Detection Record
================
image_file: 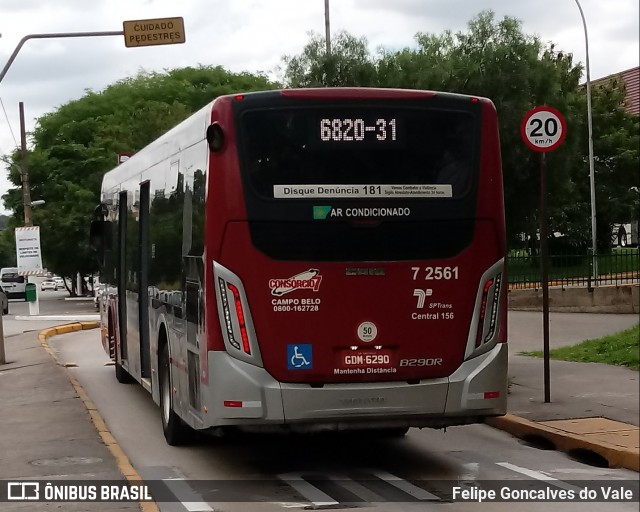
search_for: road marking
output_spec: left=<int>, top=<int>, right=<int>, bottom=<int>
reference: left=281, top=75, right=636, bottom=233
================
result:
left=497, top=462, right=582, bottom=492
left=369, top=469, right=440, bottom=501
left=162, top=478, right=213, bottom=512
left=459, top=462, right=480, bottom=483
left=325, top=473, right=380, bottom=503
left=278, top=473, right=339, bottom=508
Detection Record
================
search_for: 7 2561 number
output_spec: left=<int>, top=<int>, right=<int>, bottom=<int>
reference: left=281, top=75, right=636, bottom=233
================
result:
left=411, top=266, right=459, bottom=280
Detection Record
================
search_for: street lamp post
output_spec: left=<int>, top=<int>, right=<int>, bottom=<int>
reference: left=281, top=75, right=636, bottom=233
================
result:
left=573, top=0, right=598, bottom=283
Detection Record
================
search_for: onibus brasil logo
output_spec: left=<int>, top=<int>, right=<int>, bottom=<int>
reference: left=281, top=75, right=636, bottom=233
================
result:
left=269, top=269, right=323, bottom=296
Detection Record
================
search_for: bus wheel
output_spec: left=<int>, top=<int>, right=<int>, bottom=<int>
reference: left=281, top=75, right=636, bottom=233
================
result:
left=112, top=329, right=134, bottom=384
left=115, top=358, right=134, bottom=384
left=159, top=343, right=190, bottom=446
left=109, top=320, right=135, bottom=384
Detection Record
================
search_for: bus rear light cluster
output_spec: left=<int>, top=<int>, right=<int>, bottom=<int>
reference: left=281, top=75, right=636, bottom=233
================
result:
left=217, top=278, right=252, bottom=355
left=475, top=273, right=502, bottom=348
left=218, top=277, right=241, bottom=351
left=465, top=259, right=505, bottom=359
left=214, top=262, right=263, bottom=367
left=226, top=282, right=251, bottom=355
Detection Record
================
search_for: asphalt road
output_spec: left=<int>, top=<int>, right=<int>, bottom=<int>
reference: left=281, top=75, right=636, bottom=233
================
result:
left=41, top=304, right=639, bottom=512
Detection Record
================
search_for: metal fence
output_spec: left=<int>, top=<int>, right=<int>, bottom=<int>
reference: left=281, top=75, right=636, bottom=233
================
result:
left=507, top=250, right=640, bottom=289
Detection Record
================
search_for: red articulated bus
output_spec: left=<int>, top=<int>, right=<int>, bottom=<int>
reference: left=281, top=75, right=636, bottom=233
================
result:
left=90, top=88, right=508, bottom=445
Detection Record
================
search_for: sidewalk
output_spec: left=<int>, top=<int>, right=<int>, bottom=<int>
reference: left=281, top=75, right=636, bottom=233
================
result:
left=486, top=349, right=640, bottom=472
left=0, top=324, right=143, bottom=511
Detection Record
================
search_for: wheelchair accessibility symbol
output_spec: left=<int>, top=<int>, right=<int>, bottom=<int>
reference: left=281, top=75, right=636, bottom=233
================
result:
left=287, top=344, right=312, bottom=370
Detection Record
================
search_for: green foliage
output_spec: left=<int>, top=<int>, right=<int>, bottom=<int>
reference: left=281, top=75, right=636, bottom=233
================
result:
left=1, top=66, right=278, bottom=287
left=282, top=31, right=378, bottom=87
left=282, top=11, right=639, bottom=252
left=524, top=325, right=640, bottom=371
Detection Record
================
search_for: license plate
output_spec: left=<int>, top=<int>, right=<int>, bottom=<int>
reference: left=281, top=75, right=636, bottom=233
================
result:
left=338, top=349, right=394, bottom=369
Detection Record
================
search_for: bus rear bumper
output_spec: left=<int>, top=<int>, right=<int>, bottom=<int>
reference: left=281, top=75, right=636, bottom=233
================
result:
left=203, top=343, right=507, bottom=431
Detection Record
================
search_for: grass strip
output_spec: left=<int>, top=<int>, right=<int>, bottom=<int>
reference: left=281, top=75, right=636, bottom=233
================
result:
left=523, top=325, right=639, bottom=371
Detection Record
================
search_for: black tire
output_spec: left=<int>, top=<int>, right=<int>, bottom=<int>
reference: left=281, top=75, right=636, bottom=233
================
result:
left=111, top=321, right=134, bottom=384
left=3, top=306, right=7, bottom=315
left=115, top=357, right=135, bottom=384
left=159, top=343, right=190, bottom=445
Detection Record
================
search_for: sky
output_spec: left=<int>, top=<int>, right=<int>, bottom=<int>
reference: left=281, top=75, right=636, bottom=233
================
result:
left=0, top=0, right=638, bottom=213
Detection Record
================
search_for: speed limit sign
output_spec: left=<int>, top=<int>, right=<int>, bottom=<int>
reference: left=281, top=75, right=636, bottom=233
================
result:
left=520, top=106, right=567, bottom=152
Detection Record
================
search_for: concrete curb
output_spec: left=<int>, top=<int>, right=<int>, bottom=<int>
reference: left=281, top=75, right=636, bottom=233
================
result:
left=39, top=322, right=159, bottom=512
left=486, top=414, right=639, bottom=472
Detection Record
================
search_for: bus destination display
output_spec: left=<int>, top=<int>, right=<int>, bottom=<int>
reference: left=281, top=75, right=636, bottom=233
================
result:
left=319, top=118, right=398, bottom=142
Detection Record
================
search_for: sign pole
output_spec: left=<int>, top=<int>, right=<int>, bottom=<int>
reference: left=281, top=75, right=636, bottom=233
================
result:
left=539, top=152, right=551, bottom=403
left=520, top=105, right=567, bottom=405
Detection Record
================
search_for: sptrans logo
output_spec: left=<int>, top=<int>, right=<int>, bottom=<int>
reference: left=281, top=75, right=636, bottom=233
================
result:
left=269, top=269, right=323, bottom=296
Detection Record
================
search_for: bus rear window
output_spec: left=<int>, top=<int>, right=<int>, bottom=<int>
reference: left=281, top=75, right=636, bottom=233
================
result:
left=238, top=106, right=476, bottom=199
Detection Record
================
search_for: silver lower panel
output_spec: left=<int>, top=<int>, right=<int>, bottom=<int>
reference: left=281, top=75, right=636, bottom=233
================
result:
left=197, top=343, right=508, bottom=432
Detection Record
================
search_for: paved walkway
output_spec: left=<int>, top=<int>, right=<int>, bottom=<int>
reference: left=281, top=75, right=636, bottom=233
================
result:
left=489, top=311, right=640, bottom=472
left=0, top=323, right=141, bottom=511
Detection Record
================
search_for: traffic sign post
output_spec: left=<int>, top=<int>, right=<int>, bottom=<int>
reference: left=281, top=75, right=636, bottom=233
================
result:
left=15, top=226, right=45, bottom=316
left=521, top=106, right=567, bottom=405
left=520, top=106, right=567, bottom=153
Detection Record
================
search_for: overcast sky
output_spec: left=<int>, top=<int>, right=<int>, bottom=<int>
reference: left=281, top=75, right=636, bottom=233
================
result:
left=0, top=0, right=638, bottom=213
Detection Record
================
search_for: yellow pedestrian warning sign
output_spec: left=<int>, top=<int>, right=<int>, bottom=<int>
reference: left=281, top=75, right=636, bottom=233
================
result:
left=123, top=17, right=185, bottom=48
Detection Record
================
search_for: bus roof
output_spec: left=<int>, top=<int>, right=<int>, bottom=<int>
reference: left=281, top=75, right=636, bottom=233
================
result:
left=101, top=87, right=493, bottom=193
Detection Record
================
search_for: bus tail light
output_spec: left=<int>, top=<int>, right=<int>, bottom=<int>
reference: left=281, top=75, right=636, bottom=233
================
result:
left=475, top=278, right=494, bottom=348
left=225, top=282, right=251, bottom=355
left=214, top=262, right=263, bottom=366
left=465, top=260, right=505, bottom=359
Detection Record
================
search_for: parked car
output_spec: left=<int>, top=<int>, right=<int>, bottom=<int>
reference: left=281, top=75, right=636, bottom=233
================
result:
left=0, top=267, right=26, bottom=299
left=0, top=289, right=8, bottom=315
left=54, top=277, right=65, bottom=289
left=41, top=279, right=58, bottom=291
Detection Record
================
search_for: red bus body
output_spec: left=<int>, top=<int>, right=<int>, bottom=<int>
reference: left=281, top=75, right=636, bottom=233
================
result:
left=95, top=88, right=507, bottom=442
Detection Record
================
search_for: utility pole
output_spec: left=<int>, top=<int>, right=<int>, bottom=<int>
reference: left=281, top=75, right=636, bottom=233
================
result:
left=19, top=102, right=40, bottom=315
left=20, top=102, right=32, bottom=227
left=324, top=0, right=331, bottom=55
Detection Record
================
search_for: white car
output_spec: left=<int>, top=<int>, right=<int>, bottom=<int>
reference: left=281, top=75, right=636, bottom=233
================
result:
left=54, top=277, right=65, bottom=289
left=41, top=280, right=57, bottom=291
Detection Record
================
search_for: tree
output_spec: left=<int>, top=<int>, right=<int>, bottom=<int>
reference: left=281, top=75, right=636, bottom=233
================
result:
left=282, top=31, right=378, bottom=87
left=1, top=66, right=279, bottom=291
left=281, top=12, right=639, bottom=251
left=568, top=79, right=640, bottom=251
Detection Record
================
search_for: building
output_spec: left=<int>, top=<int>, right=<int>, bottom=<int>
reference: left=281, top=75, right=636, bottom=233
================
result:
left=591, top=66, right=639, bottom=116
left=591, top=66, right=639, bottom=247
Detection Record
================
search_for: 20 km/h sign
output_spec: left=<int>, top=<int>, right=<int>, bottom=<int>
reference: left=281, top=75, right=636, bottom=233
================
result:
left=123, top=17, right=185, bottom=48
left=520, top=106, right=567, bottom=153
